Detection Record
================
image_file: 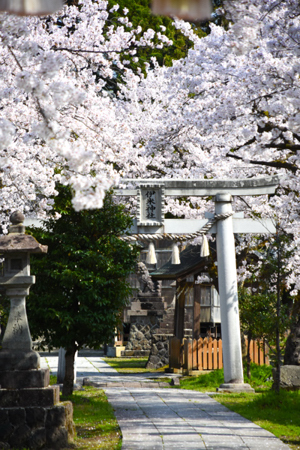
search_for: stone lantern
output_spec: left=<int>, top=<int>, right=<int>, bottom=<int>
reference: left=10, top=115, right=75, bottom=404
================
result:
left=0, top=0, right=63, bottom=16
left=0, top=212, right=74, bottom=449
left=0, top=211, right=47, bottom=374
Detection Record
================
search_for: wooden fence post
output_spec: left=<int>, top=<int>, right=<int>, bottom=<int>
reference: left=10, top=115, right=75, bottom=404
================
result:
left=198, top=338, right=203, bottom=370
left=212, top=339, right=218, bottom=369
left=208, top=338, right=213, bottom=370
left=169, top=337, right=181, bottom=370
left=219, top=339, right=223, bottom=369
left=202, top=338, right=208, bottom=370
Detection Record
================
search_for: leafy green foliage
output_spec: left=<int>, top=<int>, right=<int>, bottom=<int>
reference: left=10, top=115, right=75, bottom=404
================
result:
left=239, top=289, right=274, bottom=340
left=239, top=287, right=291, bottom=359
left=27, top=186, right=138, bottom=352
left=239, top=232, right=294, bottom=386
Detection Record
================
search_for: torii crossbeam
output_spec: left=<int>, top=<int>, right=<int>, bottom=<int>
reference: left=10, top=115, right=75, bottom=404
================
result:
left=116, top=176, right=281, bottom=392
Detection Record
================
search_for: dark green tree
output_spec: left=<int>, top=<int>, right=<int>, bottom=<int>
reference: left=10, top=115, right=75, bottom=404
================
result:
left=27, top=186, right=138, bottom=395
left=239, top=287, right=277, bottom=379
left=239, top=231, right=294, bottom=391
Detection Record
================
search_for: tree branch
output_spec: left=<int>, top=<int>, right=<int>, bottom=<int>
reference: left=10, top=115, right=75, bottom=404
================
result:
left=52, top=45, right=133, bottom=55
left=226, top=152, right=298, bottom=174
left=265, top=143, right=300, bottom=151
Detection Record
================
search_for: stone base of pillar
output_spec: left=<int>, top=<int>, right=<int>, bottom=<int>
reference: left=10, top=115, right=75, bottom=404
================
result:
left=0, top=367, right=75, bottom=448
left=0, top=401, right=75, bottom=449
left=0, top=381, right=75, bottom=449
left=217, top=383, right=255, bottom=393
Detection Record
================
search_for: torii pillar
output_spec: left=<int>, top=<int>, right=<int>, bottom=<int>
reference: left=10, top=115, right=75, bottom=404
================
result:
left=215, top=194, right=250, bottom=391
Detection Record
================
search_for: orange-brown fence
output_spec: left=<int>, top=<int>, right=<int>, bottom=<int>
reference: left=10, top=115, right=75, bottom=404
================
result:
left=169, top=337, right=269, bottom=373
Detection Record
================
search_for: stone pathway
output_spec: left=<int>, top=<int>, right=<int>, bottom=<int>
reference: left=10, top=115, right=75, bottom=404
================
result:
left=106, top=387, right=290, bottom=450
left=40, top=350, right=176, bottom=386
left=40, top=352, right=291, bottom=450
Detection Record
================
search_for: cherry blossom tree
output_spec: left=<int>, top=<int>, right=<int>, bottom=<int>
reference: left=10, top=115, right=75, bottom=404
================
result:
left=117, top=0, right=300, bottom=292
left=2, top=0, right=300, bottom=296
left=0, top=0, right=172, bottom=224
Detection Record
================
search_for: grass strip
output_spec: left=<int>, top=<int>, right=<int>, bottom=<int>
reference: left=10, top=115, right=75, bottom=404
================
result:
left=217, top=390, right=300, bottom=450
left=179, top=363, right=274, bottom=392
left=62, top=387, right=122, bottom=449
left=102, top=356, right=166, bottom=373
left=179, top=364, right=300, bottom=450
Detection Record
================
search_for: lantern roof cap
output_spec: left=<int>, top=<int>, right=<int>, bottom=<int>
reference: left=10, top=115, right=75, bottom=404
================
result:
left=0, top=211, right=48, bottom=254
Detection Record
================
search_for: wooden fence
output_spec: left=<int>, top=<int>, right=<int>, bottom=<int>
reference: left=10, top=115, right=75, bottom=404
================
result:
left=169, top=337, right=269, bottom=373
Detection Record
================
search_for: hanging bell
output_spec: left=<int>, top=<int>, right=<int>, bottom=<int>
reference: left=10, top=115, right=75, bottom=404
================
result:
left=0, top=0, right=63, bottom=16
left=171, top=242, right=181, bottom=265
left=151, top=0, right=212, bottom=21
left=200, top=234, right=210, bottom=257
left=146, top=242, right=157, bottom=264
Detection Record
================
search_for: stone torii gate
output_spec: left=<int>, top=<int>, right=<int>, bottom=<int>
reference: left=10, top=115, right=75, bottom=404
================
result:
left=116, top=176, right=280, bottom=392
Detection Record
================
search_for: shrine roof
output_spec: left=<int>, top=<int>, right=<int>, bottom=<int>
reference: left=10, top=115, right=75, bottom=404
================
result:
left=150, top=242, right=216, bottom=280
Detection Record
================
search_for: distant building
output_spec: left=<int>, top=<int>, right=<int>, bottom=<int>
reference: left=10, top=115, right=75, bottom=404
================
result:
left=123, top=241, right=221, bottom=349
left=150, top=243, right=221, bottom=341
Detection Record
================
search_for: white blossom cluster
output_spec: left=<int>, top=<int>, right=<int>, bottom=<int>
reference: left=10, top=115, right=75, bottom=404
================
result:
left=0, top=0, right=172, bottom=222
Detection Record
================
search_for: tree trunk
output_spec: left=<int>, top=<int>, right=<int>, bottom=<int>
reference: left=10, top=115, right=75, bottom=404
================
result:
left=62, top=343, right=77, bottom=396
left=274, top=323, right=281, bottom=393
left=284, top=317, right=300, bottom=365
left=247, top=333, right=252, bottom=379
left=274, top=235, right=281, bottom=393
